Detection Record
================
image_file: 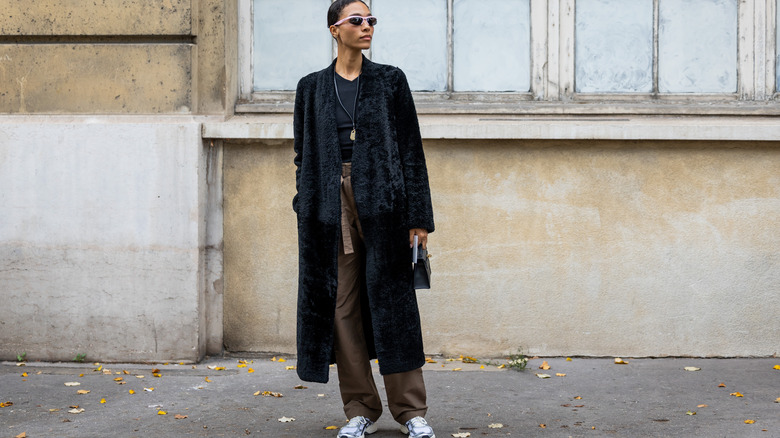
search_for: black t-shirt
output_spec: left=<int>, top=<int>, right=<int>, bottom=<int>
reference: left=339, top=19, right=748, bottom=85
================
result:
left=335, top=73, right=358, bottom=162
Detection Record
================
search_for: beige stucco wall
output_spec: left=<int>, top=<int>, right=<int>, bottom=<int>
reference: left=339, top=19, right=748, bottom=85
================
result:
left=0, top=0, right=227, bottom=114
left=223, top=139, right=780, bottom=357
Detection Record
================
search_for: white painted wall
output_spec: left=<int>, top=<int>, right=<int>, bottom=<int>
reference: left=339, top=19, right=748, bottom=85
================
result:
left=0, top=118, right=213, bottom=362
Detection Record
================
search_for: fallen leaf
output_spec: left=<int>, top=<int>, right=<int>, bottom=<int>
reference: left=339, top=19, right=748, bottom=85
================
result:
left=136, top=375, right=145, bottom=379
left=114, top=377, right=124, bottom=382
left=144, top=387, right=155, bottom=392
left=539, top=424, right=547, bottom=428
left=536, top=373, right=551, bottom=379
left=69, top=408, right=85, bottom=414
left=539, top=361, right=551, bottom=370
left=697, top=404, right=708, bottom=408
left=152, top=368, right=160, bottom=373
left=488, top=423, right=503, bottom=428
left=614, top=358, right=629, bottom=365
left=237, top=364, right=247, bottom=368
left=102, top=370, right=112, bottom=375
left=278, top=358, right=287, bottom=362
left=94, top=364, right=102, bottom=371
left=278, top=417, right=295, bottom=423
left=497, top=364, right=506, bottom=369
left=129, top=390, right=135, bottom=395
left=451, top=433, right=471, bottom=437
left=261, top=391, right=283, bottom=397
left=0, top=402, right=13, bottom=408
left=574, top=405, right=585, bottom=408
left=21, top=372, right=27, bottom=377
left=744, top=419, right=755, bottom=424
left=324, top=426, right=339, bottom=430
left=175, top=414, right=188, bottom=420
left=556, top=373, right=567, bottom=377
left=425, top=357, right=437, bottom=363
left=100, top=398, right=106, bottom=404
left=684, top=367, right=701, bottom=371
left=574, top=396, right=582, bottom=400
left=15, top=433, right=26, bottom=438
left=158, top=410, right=167, bottom=415
left=294, top=385, right=308, bottom=389
left=566, top=357, right=573, bottom=361
left=248, top=368, right=255, bottom=373
left=730, top=392, right=744, bottom=397
left=480, top=365, right=485, bottom=369
left=718, top=383, right=726, bottom=388
left=773, top=365, right=780, bottom=370
left=123, top=370, right=130, bottom=374
left=285, top=366, right=296, bottom=370
left=686, top=411, right=696, bottom=416
left=77, top=390, right=91, bottom=395
left=49, top=408, right=60, bottom=412
left=64, top=382, right=81, bottom=387
left=207, top=366, right=226, bottom=371
left=452, top=368, right=463, bottom=371
left=204, top=377, right=212, bottom=383
left=775, top=398, right=780, bottom=403
left=69, top=405, right=79, bottom=409
left=153, top=373, right=162, bottom=378
left=254, top=391, right=262, bottom=396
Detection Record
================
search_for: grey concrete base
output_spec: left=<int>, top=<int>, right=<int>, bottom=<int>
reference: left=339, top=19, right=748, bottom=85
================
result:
left=1, top=357, right=777, bottom=437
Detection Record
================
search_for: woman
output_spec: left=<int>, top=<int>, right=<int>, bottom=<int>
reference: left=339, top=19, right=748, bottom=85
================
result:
left=292, top=1, right=435, bottom=437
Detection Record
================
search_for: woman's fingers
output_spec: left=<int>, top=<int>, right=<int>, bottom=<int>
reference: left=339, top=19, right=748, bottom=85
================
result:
left=410, top=228, right=428, bottom=250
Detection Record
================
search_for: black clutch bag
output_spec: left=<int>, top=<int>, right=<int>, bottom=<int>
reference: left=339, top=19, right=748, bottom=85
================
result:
left=412, top=236, right=431, bottom=290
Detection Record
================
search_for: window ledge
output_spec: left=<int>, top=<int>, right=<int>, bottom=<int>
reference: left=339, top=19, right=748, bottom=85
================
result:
left=203, top=114, right=780, bottom=142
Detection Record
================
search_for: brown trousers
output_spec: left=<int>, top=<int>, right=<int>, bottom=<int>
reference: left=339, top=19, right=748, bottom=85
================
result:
left=335, top=163, right=427, bottom=424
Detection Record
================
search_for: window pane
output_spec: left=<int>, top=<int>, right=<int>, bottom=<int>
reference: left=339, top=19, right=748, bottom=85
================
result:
left=253, top=0, right=332, bottom=91
left=371, top=0, right=448, bottom=91
left=575, top=0, right=653, bottom=93
left=777, top=0, right=780, bottom=90
left=658, top=0, right=737, bottom=93
left=453, top=0, right=530, bottom=92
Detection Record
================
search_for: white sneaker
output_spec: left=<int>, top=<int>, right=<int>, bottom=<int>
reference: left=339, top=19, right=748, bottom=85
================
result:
left=400, top=416, right=435, bottom=438
left=338, top=416, right=378, bottom=438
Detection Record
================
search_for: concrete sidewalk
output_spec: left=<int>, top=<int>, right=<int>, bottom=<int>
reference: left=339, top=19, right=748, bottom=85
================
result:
left=1, top=356, right=778, bottom=437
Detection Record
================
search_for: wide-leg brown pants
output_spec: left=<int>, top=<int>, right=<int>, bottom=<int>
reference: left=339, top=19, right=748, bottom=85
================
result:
left=335, top=162, right=428, bottom=424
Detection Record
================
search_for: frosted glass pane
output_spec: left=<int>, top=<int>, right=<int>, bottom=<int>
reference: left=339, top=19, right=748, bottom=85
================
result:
left=371, top=0, right=448, bottom=91
left=575, top=0, right=653, bottom=93
left=658, top=0, right=737, bottom=93
left=253, top=0, right=332, bottom=91
left=777, top=0, right=780, bottom=89
left=453, top=0, right=530, bottom=92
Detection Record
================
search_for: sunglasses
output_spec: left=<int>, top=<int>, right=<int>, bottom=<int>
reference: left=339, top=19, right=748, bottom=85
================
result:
left=333, top=15, right=378, bottom=27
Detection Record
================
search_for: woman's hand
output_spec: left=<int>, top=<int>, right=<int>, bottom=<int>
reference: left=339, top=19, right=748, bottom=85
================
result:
left=409, top=228, right=428, bottom=250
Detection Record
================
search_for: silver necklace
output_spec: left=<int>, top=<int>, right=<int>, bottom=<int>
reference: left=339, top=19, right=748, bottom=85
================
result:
left=334, top=71, right=359, bottom=141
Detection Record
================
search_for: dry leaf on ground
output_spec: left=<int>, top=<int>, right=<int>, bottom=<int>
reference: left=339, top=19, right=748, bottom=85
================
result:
left=686, top=411, right=696, bottom=416
left=773, top=365, right=780, bottom=370
left=535, top=373, right=551, bottom=379
left=744, top=419, right=755, bottom=424
left=175, top=414, right=188, bottom=420
left=15, top=433, right=26, bottom=438
left=697, top=404, right=708, bottom=408
left=158, top=410, right=167, bottom=415
left=0, top=402, right=13, bottom=408
left=77, top=390, right=90, bottom=395
left=324, top=426, right=339, bottom=430
left=684, top=367, right=701, bottom=371
left=261, top=391, right=283, bottom=397
left=64, top=382, right=81, bottom=387
left=556, top=373, right=567, bottom=377
left=539, top=361, right=551, bottom=370
left=68, top=408, right=85, bottom=414
left=278, top=417, right=295, bottom=423
left=294, top=385, right=308, bottom=389
left=730, top=392, right=744, bottom=397
left=718, top=383, right=726, bottom=387
left=614, top=358, right=629, bottom=365
left=451, top=433, right=471, bottom=437
left=488, top=423, right=503, bottom=428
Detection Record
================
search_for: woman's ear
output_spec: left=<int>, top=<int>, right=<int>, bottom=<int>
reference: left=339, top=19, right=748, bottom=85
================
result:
left=330, top=26, right=339, bottom=41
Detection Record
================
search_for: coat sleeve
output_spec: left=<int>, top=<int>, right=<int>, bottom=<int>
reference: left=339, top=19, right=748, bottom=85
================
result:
left=292, top=78, right=306, bottom=214
left=393, top=68, right=435, bottom=233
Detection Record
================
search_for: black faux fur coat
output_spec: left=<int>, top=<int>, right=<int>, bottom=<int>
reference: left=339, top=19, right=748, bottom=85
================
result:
left=293, top=56, right=435, bottom=383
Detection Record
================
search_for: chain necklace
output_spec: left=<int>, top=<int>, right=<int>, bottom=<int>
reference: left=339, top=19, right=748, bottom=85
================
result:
left=334, top=71, right=359, bottom=141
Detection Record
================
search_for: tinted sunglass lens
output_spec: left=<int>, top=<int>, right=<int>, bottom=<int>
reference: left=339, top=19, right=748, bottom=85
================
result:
left=348, top=17, right=363, bottom=25
left=367, top=17, right=377, bottom=26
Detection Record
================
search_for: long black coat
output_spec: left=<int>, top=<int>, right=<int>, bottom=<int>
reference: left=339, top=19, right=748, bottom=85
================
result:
left=293, top=56, right=435, bottom=383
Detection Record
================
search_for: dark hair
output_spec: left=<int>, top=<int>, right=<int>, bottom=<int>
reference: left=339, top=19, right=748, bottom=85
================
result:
left=327, top=0, right=368, bottom=27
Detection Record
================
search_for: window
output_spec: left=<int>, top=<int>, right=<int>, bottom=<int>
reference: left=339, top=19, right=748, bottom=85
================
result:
left=238, top=0, right=778, bottom=113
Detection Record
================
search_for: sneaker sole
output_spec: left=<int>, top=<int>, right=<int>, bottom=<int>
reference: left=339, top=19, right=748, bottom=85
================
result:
left=399, top=425, right=435, bottom=438
left=338, top=421, right=378, bottom=438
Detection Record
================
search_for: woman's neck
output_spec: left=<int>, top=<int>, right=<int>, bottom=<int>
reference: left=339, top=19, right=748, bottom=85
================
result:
left=335, top=48, right=363, bottom=80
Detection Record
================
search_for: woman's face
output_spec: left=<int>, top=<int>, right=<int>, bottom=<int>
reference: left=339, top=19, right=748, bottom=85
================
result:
left=331, top=1, right=374, bottom=51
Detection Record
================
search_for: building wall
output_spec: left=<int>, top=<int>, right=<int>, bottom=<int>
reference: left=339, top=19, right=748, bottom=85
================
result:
left=222, top=139, right=780, bottom=358
left=0, top=0, right=227, bottom=361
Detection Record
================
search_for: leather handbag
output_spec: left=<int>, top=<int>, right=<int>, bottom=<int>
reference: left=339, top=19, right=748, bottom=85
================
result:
left=412, top=236, right=431, bottom=289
